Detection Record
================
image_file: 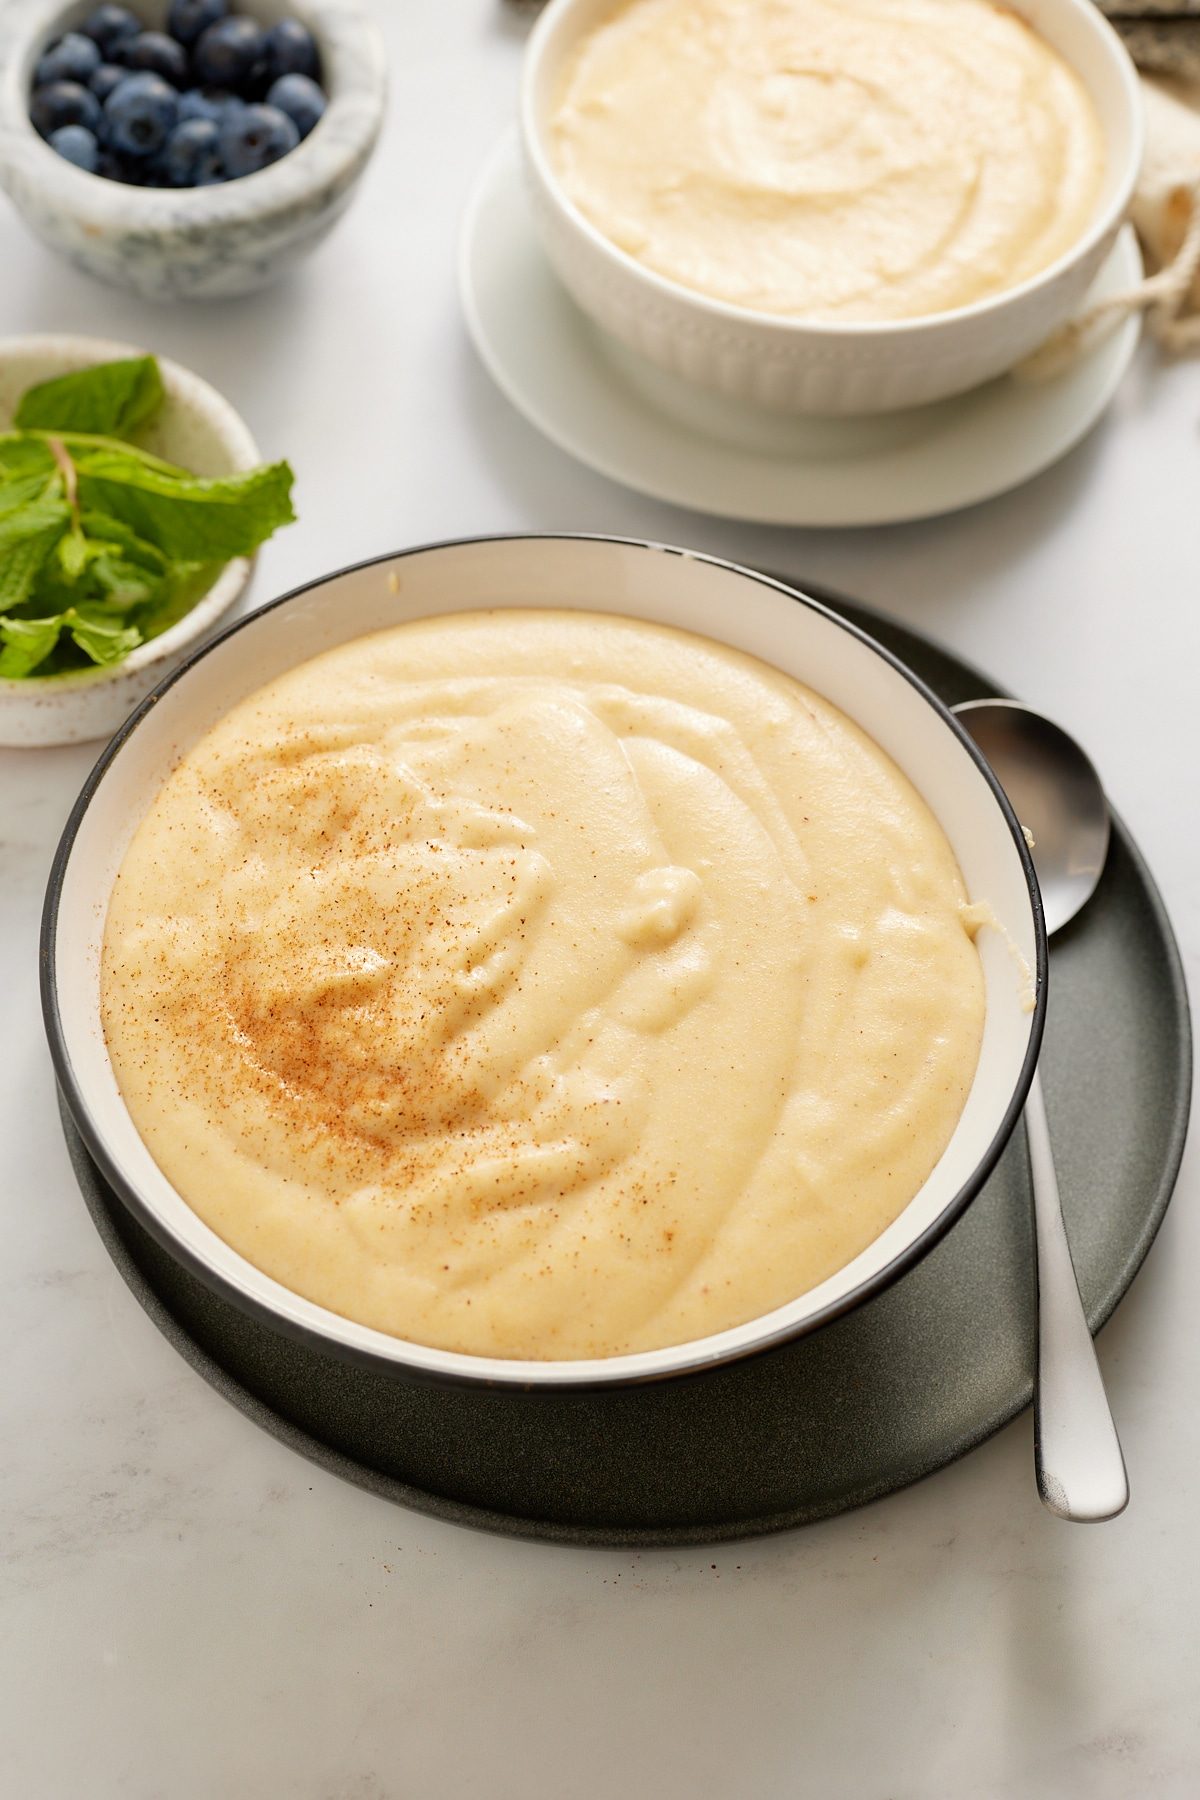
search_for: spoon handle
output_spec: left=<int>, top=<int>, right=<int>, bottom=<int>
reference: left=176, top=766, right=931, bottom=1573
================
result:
left=1026, top=1069, right=1129, bottom=1521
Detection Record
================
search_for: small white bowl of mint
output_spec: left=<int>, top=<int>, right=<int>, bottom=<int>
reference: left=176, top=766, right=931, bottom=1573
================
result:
left=0, top=335, right=293, bottom=746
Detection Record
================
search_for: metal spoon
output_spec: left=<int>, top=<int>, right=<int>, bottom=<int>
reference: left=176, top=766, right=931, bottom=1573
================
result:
left=954, top=699, right=1129, bottom=1523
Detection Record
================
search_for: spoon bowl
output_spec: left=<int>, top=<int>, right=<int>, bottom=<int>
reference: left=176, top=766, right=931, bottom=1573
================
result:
left=955, top=697, right=1128, bottom=1523
left=955, top=700, right=1110, bottom=933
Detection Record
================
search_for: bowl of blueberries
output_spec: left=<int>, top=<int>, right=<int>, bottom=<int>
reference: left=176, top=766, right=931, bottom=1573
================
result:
left=0, top=0, right=386, bottom=298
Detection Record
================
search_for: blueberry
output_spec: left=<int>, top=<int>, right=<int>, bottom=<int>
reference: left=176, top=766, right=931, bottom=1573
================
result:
left=35, top=33, right=102, bottom=88
left=79, top=7, right=140, bottom=59
left=265, top=73, right=324, bottom=140
left=104, top=73, right=179, bottom=159
left=123, top=31, right=190, bottom=87
left=30, top=81, right=102, bottom=140
left=89, top=63, right=127, bottom=104
left=192, top=17, right=264, bottom=94
left=219, top=101, right=298, bottom=176
left=167, top=0, right=228, bottom=47
left=177, top=87, right=236, bottom=125
left=261, top=19, right=319, bottom=83
left=48, top=123, right=100, bottom=172
left=161, top=116, right=225, bottom=185
left=103, top=151, right=150, bottom=184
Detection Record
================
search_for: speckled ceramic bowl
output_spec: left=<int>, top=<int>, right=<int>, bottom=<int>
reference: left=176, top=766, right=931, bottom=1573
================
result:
left=0, top=0, right=386, bottom=300
left=0, top=334, right=260, bottom=748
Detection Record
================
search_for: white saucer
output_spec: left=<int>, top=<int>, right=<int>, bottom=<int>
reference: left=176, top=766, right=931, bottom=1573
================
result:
left=459, top=132, right=1143, bottom=529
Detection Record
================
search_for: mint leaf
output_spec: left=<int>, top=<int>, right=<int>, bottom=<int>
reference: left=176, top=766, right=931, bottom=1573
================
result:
left=91, top=555, right=162, bottom=610
left=26, top=542, right=165, bottom=620
left=134, top=562, right=220, bottom=641
left=0, top=499, right=70, bottom=612
left=0, top=438, right=56, bottom=480
left=0, top=372, right=296, bottom=680
left=56, top=529, right=88, bottom=581
left=0, top=535, right=59, bottom=615
left=74, top=451, right=295, bottom=564
left=0, top=496, right=69, bottom=549
left=65, top=605, right=143, bottom=668
left=0, top=615, right=64, bottom=679
left=0, top=440, right=57, bottom=516
left=78, top=509, right=170, bottom=572
left=15, top=357, right=165, bottom=440
left=0, top=472, right=57, bottom=518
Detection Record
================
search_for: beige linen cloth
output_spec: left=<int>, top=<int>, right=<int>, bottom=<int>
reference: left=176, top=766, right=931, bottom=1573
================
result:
left=1056, top=5, right=1200, bottom=361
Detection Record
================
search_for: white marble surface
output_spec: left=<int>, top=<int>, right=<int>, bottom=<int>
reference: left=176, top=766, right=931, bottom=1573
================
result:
left=2, top=4, right=1198, bottom=1795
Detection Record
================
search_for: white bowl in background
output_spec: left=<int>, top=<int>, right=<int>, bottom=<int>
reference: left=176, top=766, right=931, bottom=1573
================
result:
left=0, top=333, right=261, bottom=748
left=521, top=0, right=1143, bottom=415
left=44, top=535, right=1047, bottom=1390
left=0, top=0, right=386, bottom=300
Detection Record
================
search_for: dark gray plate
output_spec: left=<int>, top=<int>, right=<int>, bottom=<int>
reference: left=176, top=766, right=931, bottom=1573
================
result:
left=59, top=586, right=1191, bottom=1547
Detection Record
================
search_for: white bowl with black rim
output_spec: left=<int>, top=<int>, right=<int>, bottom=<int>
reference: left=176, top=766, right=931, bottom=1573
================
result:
left=0, top=0, right=386, bottom=299
left=43, top=535, right=1048, bottom=1390
left=0, top=332, right=260, bottom=749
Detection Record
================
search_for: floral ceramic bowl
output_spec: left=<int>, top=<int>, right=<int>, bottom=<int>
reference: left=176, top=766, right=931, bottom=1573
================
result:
left=0, top=0, right=386, bottom=299
left=0, top=333, right=260, bottom=748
